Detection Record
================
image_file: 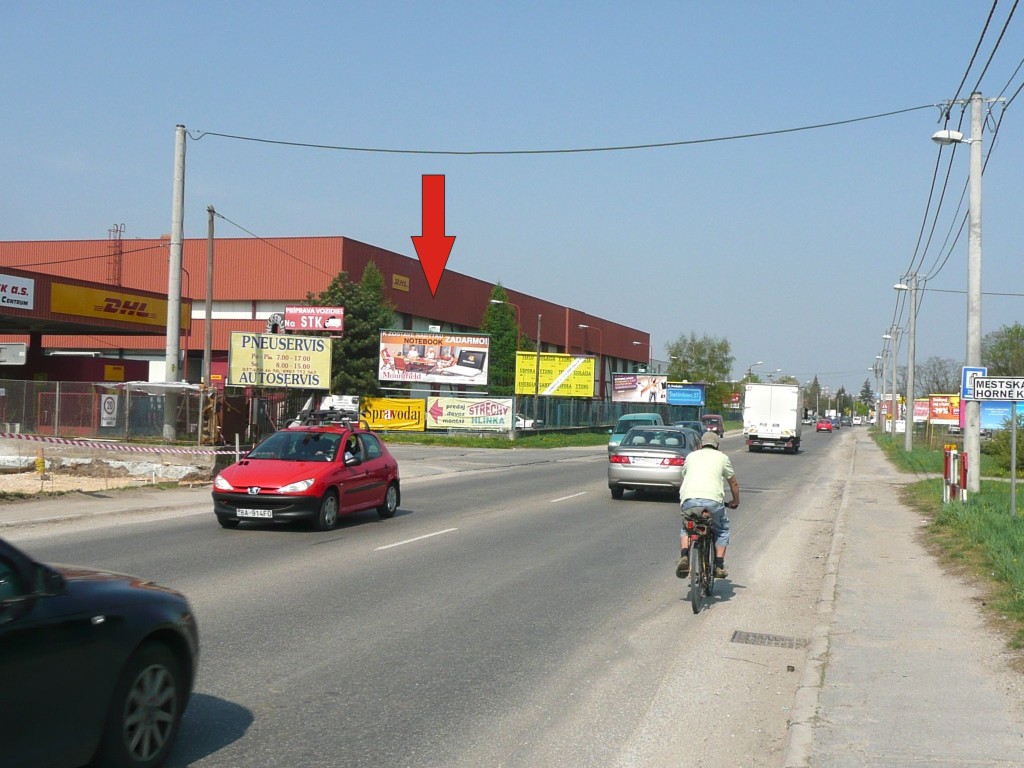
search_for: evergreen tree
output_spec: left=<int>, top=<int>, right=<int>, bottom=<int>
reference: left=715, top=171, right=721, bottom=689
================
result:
left=859, top=379, right=874, bottom=410
left=478, top=285, right=520, bottom=396
left=309, top=263, right=396, bottom=397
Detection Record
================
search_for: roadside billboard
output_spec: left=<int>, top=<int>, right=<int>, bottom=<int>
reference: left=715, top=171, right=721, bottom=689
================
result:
left=515, top=353, right=595, bottom=397
left=981, top=401, right=1015, bottom=431
left=359, top=397, right=425, bottom=431
left=666, top=382, right=706, bottom=407
left=379, top=330, right=489, bottom=386
left=612, top=373, right=667, bottom=403
left=913, top=398, right=930, bottom=423
left=426, top=396, right=513, bottom=431
left=227, top=332, right=332, bottom=389
left=928, top=394, right=960, bottom=425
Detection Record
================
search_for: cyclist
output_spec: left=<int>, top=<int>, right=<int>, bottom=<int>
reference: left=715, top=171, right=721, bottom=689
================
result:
left=676, top=430, right=740, bottom=579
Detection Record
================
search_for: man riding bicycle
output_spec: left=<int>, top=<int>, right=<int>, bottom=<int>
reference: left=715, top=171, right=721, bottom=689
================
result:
left=676, top=430, right=739, bottom=579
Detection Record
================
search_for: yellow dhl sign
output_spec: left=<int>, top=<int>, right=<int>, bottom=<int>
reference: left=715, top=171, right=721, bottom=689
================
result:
left=51, top=283, right=191, bottom=330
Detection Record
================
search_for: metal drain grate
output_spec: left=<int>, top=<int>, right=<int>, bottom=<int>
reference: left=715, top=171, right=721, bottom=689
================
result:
left=730, top=630, right=807, bottom=648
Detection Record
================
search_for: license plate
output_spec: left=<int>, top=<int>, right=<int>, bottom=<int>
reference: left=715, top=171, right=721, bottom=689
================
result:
left=631, top=457, right=663, bottom=466
left=236, top=508, right=273, bottom=519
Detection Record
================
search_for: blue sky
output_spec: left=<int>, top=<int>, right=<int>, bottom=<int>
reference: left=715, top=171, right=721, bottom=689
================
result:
left=3, top=2, right=1022, bottom=395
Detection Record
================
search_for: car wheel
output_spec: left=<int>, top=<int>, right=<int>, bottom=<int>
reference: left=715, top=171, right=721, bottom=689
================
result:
left=217, top=516, right=240, bottom=529
left=94, top=642, right=185, bottom=768
left=313, top=491, right=339, bottom=531
left=610, top=487, right=624, bottom=499
left=377, top=482, right=399, bottom=519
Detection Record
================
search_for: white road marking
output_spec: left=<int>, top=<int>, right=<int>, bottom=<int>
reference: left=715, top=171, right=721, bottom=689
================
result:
left=375, top=528, right=458, bottom=551
left=551, top=491, right=587, bottom=503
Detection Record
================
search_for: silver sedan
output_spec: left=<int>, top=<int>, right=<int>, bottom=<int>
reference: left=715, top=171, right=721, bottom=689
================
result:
left=608, top=426, right=702, bottom=499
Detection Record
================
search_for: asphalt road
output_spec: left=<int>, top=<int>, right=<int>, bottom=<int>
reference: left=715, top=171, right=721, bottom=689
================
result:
left=8, top=429, right=853, bottom=767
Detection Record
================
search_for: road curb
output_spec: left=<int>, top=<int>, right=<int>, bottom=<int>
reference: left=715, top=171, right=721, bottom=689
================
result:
left=782, top=436, right=855, bottom=767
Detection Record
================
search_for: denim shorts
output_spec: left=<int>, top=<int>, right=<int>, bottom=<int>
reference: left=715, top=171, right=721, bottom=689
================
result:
left=681, top=498, right=731, bottom=548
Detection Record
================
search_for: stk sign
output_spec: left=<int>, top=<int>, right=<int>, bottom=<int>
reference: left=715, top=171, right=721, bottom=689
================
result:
left=284, top=305, right=344, bottom=333
left=972, top=377, right=1024, bottom=401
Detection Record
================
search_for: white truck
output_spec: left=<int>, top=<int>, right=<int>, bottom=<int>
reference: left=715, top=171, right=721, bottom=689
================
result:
left=743, top=383, right=803, bottom=454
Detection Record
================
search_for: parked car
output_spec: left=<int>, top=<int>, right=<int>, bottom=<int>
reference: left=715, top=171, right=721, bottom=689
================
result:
left=608, top=425, right=702, bottom=499
left=0, top=537, right=199, bottom=768
left=801, top=415, right=813, bottom=425
left=852, top=416, right=863, bottom=426
left=830, top=417, right=841, bottom=430
left=816, top=418, right=833, bottom=433
left=515, top=413, right=543, bottom=429
left=672, top=419, right=705, bottom=434
left=700, top=413, right=725, bottom=437
left=841, top=416, right=853, bottom=427
left=608, top=412, right=666, bottom=452
left=213, top=421, right=401, bottom=530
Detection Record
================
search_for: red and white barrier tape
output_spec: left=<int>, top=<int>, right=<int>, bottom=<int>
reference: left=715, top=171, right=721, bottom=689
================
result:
left=0, top=432, right=240, bottom=455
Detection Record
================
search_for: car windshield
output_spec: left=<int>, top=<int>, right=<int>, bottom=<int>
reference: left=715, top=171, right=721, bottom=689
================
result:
left=248, top=430, right=342, bottom=461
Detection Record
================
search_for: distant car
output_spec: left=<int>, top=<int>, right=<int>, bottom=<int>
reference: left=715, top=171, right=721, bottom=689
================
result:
left=816, top=418, right=833, bottom=433
left=515, top=414, right=543, bottom=429
left=608, top=412, right=665, bottom=452
left=701, top=413, right=725, bottom=437
left=830, top=417, right=841, bottom=430
left=0, top=537, right=199, bottom=768
left=801, top=416, right=813, bottom=425
left=608, top=425, right=702, bottom=499
left=852, top=416, right=863, bottom=426
left=672, top=419, right=705, bottom=434
left=841, top=416, right=852, bottom=427
left=213, top=422, right=401, bottom=530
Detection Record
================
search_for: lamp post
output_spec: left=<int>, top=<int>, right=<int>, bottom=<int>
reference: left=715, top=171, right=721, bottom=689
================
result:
left=631, top=340, right=651, bottom=372
left=932, top=91, right=989, bottom=492
left=895, top=276, right=918, bottom=450
left=745, top=361, right=763, bottom=380
left=883, top=329, right=901, bottom=435
left=578, top=323, right=604, bottom=398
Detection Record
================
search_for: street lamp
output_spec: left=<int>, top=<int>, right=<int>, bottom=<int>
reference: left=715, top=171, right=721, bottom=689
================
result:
left=745, top=361, right=763, bottom=380
left=895, top=277, right=918, bottom=451
left=883, top=329, right=901, bottom=435
left=931, top=92, right=987, bottom=492
left=578, top=324, right=604, bottom=398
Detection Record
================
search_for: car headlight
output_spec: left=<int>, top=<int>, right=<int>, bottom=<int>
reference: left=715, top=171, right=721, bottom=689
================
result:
left=278, top=478, right=315, bottom=493
left=214, top=475, right=233, bottom=490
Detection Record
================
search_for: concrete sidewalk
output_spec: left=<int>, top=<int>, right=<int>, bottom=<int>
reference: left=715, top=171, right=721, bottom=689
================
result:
left=790, top=430, right=1024, bottom=767
left=0, top=484, right=213, bottom=529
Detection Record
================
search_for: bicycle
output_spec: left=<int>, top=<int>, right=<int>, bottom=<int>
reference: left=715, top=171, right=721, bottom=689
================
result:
left=683, top=507, right=716, bottom=613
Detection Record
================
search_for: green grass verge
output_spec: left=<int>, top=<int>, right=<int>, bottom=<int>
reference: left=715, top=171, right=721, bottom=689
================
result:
left=876, top=431, right=1024, bottom=651
left=379, top=431, right=612, bottom=449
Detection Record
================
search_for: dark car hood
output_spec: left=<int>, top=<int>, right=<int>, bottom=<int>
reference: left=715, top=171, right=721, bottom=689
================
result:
left=53, top=564, right=187, bottom=602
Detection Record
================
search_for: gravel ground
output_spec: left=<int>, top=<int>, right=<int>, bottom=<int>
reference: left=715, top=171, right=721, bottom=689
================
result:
left=0, top=470, right=168, bottom=496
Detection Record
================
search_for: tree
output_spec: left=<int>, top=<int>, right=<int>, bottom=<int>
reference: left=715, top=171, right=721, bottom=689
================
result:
left=309, top=262, right=396, bottom=397
left=915, top=356, right=962, bottom=395
left=858, top=379, right=874, bottom=410
left=665, top=333, right=734, bottom=412
left=478, top=285, right=521, bottom=396
left=983, top=322, right=1024, bottom=375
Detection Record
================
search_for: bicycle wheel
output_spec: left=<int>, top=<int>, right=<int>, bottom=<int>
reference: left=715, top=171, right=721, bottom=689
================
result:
left=704, top=536, right=716, bottom=597
left=689, top=539, right=705, bottom=614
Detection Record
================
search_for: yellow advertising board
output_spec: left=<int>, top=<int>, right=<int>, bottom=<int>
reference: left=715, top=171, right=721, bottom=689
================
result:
left=360, top=397, right=425, bottom=431
left=50, top=282, right=191, bottom=329
left=515, top=353, right=595, bottom=397
left=426, top=396, right=513, bottom=431
left=227, top=332, right=332, bottom=389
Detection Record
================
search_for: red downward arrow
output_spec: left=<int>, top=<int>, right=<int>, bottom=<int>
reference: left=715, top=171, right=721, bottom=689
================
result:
left=411, top=175, right=456, bottom=296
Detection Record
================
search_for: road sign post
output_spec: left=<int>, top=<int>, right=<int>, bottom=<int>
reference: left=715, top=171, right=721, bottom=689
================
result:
left=967, top=376, right=1021, bottom=517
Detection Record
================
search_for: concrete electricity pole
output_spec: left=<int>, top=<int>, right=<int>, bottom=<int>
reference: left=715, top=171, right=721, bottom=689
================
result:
left=165, top=124, right=186, bottom=441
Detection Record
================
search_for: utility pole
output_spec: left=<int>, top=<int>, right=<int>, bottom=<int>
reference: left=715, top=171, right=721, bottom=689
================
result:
left=903, top=274, right=918, bottom=452
left=964, top=92, right=984, bottom=492
left=165, top=124, right=186, bottom=441
left=203, top=206, right=215, bottom=387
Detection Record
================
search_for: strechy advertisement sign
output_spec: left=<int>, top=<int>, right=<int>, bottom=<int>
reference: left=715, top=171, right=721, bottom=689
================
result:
left=227, top=332, right=332, bottom=389
left=360, top=397, right=425, bottom=431
left=379, top=330, right=490, bottom=386
left=426, top=396, right=513, bottom=431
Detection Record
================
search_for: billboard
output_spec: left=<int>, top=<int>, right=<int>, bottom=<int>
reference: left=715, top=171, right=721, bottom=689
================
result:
left=515, top=353, right=595, bottom=397
left=612, top=374, right=667, bottom=403
left=284, top=305, right=344, bottom=333
left=359, top=397, right=425, bottom=431
left=379, top=330, right=490, bottom=386
left=51, top=282, right=191, bottom=330
left=928, top=394, right=960, bottom=425
left=666, top=383, right=706, bottom=406
left=426, top=396, right=514, bottom=431
left=227, top=332, right=332, bottom=389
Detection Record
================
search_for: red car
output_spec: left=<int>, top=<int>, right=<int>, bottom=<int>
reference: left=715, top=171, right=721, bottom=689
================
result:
left=212, top=421, right=401, bottom=530
left=816, top=418, right=833, bottom=433
left=701, top=413, right=725, bottom=437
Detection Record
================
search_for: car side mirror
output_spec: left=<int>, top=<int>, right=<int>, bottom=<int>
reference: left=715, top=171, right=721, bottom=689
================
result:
left=344, top=454, right=362, bottom=467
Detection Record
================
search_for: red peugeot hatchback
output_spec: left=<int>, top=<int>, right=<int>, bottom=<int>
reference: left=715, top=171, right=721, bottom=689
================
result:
left=212, top=420, right=401, bottom=531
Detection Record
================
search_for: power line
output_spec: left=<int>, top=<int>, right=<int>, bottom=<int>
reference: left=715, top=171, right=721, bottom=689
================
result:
left=11, top=242, right=168, bottom=268
left=212, top=211, right=336, bottom=278
left=189, top=105, right=937, bottom=156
